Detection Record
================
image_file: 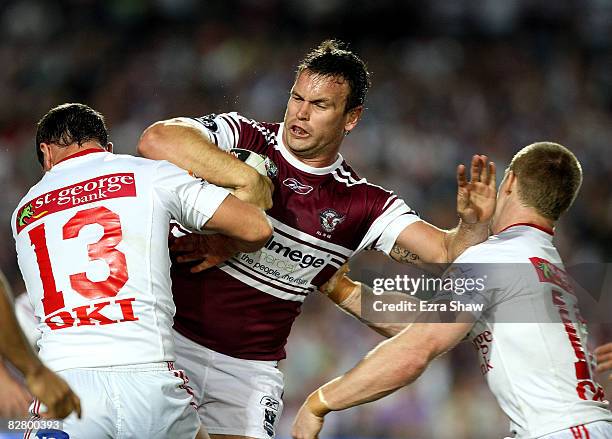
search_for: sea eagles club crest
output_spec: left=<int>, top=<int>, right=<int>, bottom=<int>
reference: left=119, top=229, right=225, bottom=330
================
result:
left=319, top=208, right=345, bottom=233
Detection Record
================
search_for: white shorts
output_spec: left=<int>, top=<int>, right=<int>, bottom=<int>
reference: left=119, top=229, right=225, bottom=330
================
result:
left=534, top=421, right=612, bottom=438
left=173, top=329, right=284, bottom=438
left=25, top=362, right=200, bottom=439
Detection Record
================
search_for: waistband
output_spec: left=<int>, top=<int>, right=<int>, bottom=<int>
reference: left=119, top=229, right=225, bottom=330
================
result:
left=65, top=361, right=177, bottom=372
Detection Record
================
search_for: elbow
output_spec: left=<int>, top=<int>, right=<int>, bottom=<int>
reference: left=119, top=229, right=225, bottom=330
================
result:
left=240, top=216, right=273, bottom=252
left=137, top=119, right=178, bottom=160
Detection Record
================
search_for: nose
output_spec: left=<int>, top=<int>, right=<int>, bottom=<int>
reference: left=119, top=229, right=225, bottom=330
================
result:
left=296, top=101, right=310, bottom=121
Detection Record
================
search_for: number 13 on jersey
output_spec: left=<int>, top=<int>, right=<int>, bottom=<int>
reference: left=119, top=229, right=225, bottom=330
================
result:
left=28, top=206, right=138, bottom=330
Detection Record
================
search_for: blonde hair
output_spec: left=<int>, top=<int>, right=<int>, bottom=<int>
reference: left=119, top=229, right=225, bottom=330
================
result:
left=508, top=142, right=583, bottom=220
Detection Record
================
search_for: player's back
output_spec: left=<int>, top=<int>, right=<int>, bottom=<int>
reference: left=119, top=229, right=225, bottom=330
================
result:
left=457, top=225, right=612, bottom=437
left=12, top=149, right=198, bottom=371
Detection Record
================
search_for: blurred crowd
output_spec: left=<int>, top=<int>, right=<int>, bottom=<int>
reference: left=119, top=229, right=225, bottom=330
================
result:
left=0, top=1, right=611, bottom=438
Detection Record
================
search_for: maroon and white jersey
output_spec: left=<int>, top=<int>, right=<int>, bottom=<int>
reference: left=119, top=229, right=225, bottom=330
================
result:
left=12, top=149, right=229, bottom=371
left=172, top=113, right=420, bottom=360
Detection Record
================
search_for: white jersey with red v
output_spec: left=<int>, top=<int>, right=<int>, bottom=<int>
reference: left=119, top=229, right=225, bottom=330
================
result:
left=12, top=149, right=229, bottom=371
left=451, top=225, right=612, bottom=438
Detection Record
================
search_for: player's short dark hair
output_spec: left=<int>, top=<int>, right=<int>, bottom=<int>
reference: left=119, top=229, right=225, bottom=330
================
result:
left=35, top=103, right=108, bottom=166
left=296, top=39, right=371, bottom=112
left=509, top=142, right=583, bottom=221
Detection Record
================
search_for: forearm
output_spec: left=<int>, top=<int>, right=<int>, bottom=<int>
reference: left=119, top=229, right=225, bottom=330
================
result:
left=308, top=337, right=430, bottom=414
left=0, top=275, right=42, bottom=377
left=444, top=219, right=489, bottom=262
left=327, top=281, right=415, bottom=338
left=138, top=119, right=261, bottom=190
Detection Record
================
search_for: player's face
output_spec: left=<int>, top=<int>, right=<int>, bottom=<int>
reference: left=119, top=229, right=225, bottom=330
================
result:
left=283, top=70, right=361, bottom=161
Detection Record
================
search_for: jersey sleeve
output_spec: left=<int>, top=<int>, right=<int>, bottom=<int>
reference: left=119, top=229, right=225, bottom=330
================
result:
left=186, top=112, right=272, bottom=154
left=152, top=160, right=230, bottom=232
left=355, top=195, right=421, bottom=255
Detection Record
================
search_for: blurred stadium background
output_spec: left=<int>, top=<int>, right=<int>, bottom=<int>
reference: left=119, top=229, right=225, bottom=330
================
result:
left=0, top=1, right=611, bottom=438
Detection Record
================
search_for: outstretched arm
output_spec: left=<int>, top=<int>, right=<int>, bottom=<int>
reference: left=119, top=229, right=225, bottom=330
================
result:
left=0, top=271, right=81, bottom=419
left=319, top=265, right=416, bottom=338
left=138, top=118, right=273, bottom=209
left=390, top=155, right=495, bottom=267
left=291, top=316, right=473, bottom=439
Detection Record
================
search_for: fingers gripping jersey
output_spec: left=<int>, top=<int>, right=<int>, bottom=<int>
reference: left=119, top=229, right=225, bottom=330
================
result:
left=447, top=225, right=612, bottom=438
left=12, top=150, right=229, bottom=371
left=172, top=113, right=420, bottom=360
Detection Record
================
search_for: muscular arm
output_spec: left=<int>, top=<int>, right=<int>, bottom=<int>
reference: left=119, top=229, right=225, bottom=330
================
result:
left=0, top=271, right=41, bottom=379
left=203, top=194, right=273, bottom=253
left=391, top=219, right=489, bottom=266
left=291, top=318, right=473, bottom=438
left=0, top=271, right=81, bottom=419
left=390, top=155, right=495, bottom=266
left=138, top=118, right=272, bottom=209
left=321, top=273, right=416, bottom=338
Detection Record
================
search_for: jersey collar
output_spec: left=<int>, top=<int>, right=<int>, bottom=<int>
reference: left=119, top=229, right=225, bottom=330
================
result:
left=498, top=223, right=554, bottom=236
left=55, top=148, right=106, bottom=166
left=276, top=123, right=344, bottom=175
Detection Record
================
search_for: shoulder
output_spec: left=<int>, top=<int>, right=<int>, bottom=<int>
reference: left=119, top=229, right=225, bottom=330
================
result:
left=454, top=232, right=535, bottom=264
left=332, top=161, right=394, bottom=198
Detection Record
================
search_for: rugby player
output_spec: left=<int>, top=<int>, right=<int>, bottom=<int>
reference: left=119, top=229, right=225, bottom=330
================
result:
left=12, top=103, right=271, bottom=438
left=138, top=40, right=496, bottom=439
left=292, top=142, right=612, bottom=439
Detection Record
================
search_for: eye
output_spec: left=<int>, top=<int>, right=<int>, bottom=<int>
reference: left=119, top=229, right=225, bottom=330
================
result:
left=291, top=95, right=303, bottom=102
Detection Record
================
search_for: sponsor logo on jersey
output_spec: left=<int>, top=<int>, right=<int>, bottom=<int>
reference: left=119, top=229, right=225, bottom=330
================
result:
left=17, top=202, right=48, bottom=227
left=530, top=257, right=573, bottom=294
left=260, top=396, right=280, bottom=411
left=264, top=157, right=278, bottom=178
left=262, top=237, right=326, bottom=270
left=319, top=208, right=345, bottom=233
left=282, top=178, right=313, bottom=195
left=196, top=114, right=218, bottom=131
left=262, top=407, right=278, bottom=437
left=44, top=297, right=139, bottom=331
left=472, top=330, right=494, bottom=375
left=16, top=173, right=137, bottom=234
left=36, top=429, right=69, bottom=439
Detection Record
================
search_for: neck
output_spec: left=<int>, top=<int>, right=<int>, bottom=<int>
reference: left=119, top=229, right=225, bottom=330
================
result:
left=52, top=142, right=105, bottom=165
left=290, top=150, right=339, bottom=168
left=493, top=204, right=554, bottom=235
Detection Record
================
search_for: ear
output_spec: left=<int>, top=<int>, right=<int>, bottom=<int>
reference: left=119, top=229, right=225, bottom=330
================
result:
left=39, top=143, right=54, bottom=171
left=105, top=142, right=113, bottom=153
left=504, top=170, right=517, bottom=194
left=344, top=106, right=363, bottom=134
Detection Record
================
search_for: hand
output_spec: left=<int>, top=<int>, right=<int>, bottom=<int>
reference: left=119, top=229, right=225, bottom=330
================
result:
left=25, top=364, right=81, bottom=419
left=291, top=403, right=325, bottom=439
left=457, top=155, right=496, bottom=225
left=172, top=234, right=239, bottom=273
left=595, top=343, right=612, bottom=379
left=0, top=364, right=31, bottom=417
left=319, top=264, right=350, bottom=296
left=233, top=172, right=274, bottom=210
